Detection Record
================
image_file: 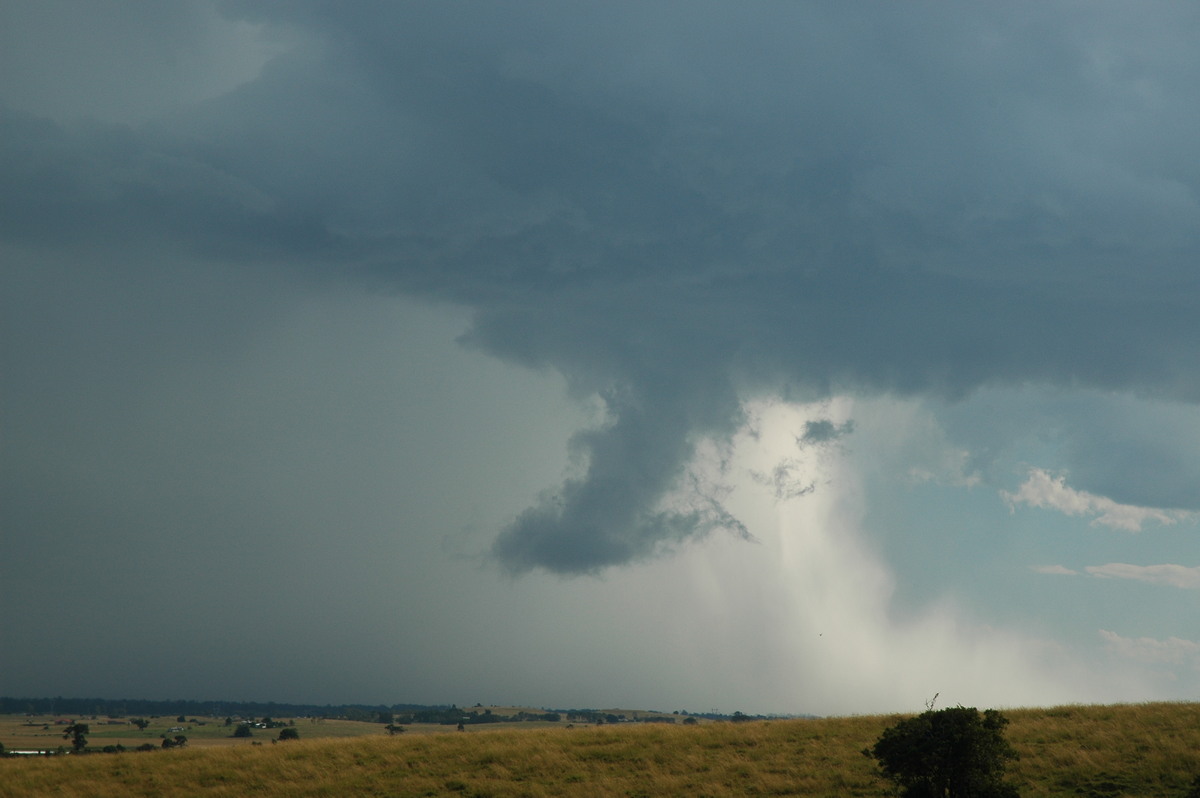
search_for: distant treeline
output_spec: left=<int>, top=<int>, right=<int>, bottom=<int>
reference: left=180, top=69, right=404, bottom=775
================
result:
left=0, top=697, right=790, bottom=725
left=393, top=708, right=562, bottom=726
left=0, top=697, right=450, bottom=721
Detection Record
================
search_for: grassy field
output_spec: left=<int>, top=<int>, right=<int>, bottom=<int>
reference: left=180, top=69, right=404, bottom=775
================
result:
left=0, top=714, right=385, bottom=751
left=1, top=702, right=1197, bottom=796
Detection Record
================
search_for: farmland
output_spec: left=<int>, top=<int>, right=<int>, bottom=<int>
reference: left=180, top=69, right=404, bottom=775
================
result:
left=1, top=702, right=1198, bottom=796
left=0, top=704, right=693, bottom=752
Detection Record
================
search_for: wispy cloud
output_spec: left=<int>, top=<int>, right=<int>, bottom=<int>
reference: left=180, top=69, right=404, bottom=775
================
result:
left=1033, top=562, right=1199, bottom=589
left=1002, top=468, right=1194, bottom=531
left=1086, top=563, right=1200, bottom=590
left=1031, top=564, right=1078, bottom=576
left=1100, top=630, right=1200, bottom=669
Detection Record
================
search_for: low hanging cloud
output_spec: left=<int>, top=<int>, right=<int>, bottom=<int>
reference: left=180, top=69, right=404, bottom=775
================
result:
left=1003, top=468, right=1195, bottom=532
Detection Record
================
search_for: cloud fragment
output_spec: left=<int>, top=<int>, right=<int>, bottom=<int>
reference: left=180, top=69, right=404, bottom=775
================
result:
left=799, top=419, right=855, bottom=445
left=1100, top=630, right=1200, bottom=669
left=1002, top=468, right=1194, bottom=531
left=1086, top=563, right=1200, bottom=590
left=750, top=462, right=817, bottom=502
left=1031, top=564, right=1078, bottom=576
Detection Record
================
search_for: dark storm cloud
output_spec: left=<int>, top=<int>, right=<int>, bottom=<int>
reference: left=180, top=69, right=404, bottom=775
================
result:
left=0, top=107, right=341, bottom=258
left=6, top=2, right=1200, bottom=573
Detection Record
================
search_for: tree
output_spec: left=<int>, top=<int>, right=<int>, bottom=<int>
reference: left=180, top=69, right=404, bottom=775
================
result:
left=277, top=727, right=300, bottom=741
left=131, top=717, right=150, bottom=731
left=232, top=723, right=253, bottom=738
left=63, top=722, right=89, bottom=752
left=865, top=706, right=1020, bottom=798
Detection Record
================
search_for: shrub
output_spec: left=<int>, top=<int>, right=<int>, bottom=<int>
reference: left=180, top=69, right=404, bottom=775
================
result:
left=865, top=706, right=1020, bottom=798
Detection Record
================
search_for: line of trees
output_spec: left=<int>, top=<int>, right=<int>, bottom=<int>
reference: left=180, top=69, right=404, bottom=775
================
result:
left=387, top=707, right=562, bottom=726
left=0, top=696, right=455, bottom=722
left=1, top=696, right=775, bottom=726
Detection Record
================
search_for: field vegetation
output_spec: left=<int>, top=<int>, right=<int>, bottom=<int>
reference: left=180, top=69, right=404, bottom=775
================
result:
left=1, top=702, right=1197, bottom=797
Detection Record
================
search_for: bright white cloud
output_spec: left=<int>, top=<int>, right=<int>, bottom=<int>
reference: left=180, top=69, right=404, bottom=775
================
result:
left=1100, top=630, right=1200, bottom=669
left=1002, top=467, right=1193, bottom=531
left=1086, top=563, right=1200, bottom=590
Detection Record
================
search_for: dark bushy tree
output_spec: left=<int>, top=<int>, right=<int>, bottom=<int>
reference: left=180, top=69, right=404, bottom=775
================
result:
left=232, top=723, right=253, bottom=738
left=866, top=706, right=1020, bottom=798
left=277, top=727, right=299, bottom=741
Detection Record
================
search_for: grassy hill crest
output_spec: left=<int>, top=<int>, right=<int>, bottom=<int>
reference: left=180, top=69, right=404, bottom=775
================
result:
left=2, top=701, right=1197, bottom=796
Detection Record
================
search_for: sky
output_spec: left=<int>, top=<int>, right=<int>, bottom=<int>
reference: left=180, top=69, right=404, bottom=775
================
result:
left=1, top=1, right=1198, bottom=717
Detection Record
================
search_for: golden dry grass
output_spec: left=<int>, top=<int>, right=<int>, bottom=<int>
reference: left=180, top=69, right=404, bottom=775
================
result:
left=1003, top=702, right=1200, bottom=797
left=1, top=703, right=1197, bottom=797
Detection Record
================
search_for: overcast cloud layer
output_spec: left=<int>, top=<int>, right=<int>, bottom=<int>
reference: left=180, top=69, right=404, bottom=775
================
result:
left=2, top=2, right=1197, bottom=714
